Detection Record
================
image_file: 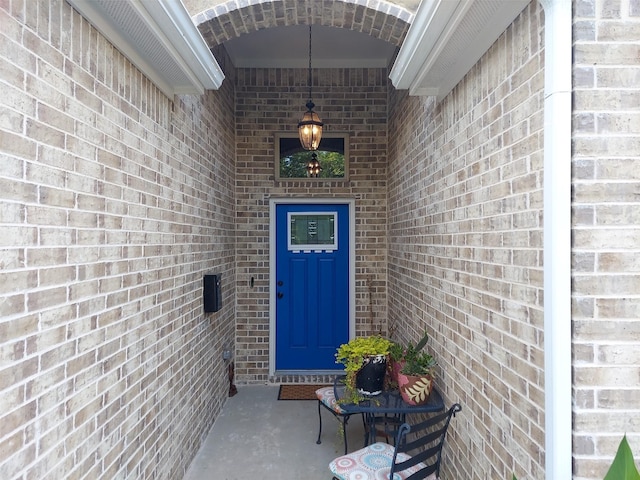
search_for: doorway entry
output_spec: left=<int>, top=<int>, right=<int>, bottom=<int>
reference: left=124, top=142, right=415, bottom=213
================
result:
left=269, top=198, right=355, bottom=374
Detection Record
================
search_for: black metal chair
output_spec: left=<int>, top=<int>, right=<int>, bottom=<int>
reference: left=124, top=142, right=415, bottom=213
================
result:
left=329, top=403, right=462, bottom=480
left=315, top=386, right=362, bottom=454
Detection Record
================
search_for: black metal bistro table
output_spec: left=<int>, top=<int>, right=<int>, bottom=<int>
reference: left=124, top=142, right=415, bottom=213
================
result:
left=333, top=375, right=445, bottom=448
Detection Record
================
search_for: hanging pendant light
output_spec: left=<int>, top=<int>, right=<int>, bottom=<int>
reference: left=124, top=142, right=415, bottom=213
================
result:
left=298, top=24, right=323, bottom=153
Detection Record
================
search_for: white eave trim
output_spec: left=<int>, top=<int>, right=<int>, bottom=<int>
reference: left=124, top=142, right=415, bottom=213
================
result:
left=390, top=0, right=529, bottom=101
left=66, top=0, right=224, bottom=98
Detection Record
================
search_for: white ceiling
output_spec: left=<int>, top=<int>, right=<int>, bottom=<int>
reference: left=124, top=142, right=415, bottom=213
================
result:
left=222, top=24, right=399, bottom=69
left=66, top=0, right=530, bottom=102
left=219, top=0, right=530, bottom=100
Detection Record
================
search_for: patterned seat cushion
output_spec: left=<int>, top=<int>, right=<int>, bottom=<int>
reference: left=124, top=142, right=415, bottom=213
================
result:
left=316, top=386, right=346, bottom=414
left=329, top=442, right=437, bottom=480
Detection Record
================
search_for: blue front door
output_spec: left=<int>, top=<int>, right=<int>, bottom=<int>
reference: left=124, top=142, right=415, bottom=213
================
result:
left=275, top=203, right=350, bottom=370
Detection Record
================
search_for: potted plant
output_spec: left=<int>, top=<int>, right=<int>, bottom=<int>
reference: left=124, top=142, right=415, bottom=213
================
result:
left=397, top=340, right=437, bottom=406
left=335, top=335, right=393, bottom=403
left=389, top=331, right=431, bottom=383
left=388, top=341, right=405, bottom=384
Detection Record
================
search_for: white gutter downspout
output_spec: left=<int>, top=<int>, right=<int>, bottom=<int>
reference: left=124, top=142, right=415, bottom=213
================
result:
left=539, top=0, right=572, bottom=478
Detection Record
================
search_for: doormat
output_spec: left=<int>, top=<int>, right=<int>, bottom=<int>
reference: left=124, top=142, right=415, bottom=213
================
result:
left=277, top=384, right=329, bottom=401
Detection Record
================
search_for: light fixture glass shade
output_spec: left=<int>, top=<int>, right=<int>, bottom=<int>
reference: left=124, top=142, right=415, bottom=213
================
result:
left=298, top=100, right=323, bottom=151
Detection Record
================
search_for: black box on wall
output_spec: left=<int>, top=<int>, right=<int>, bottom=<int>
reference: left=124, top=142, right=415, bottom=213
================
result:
left=203, top=274, right=222, bottom=312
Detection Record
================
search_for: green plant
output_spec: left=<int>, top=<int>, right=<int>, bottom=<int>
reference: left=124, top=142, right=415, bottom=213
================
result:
left=335, top=335, right=392, bottom=371
left=390, top=331, right=431, bottom=363
left=389, top=341, right=405, bottom=363
left=335, top=335, right=392, bottom=403
left=513, top=435, right=639, bottom=480
left=401, top=350, right=437, bottom=376
left=393, top=331, right=436, bottom=376
left=604, top=435, right=640, bottom=480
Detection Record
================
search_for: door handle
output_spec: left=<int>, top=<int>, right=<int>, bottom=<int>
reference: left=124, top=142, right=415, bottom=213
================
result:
left=277, top=280, right=283, bottom=286
left=277, top=292, right=284, bottom=299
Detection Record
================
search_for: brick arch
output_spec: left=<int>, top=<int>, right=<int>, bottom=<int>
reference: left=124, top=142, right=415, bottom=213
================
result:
left=194, top=0, right=413, bottom=50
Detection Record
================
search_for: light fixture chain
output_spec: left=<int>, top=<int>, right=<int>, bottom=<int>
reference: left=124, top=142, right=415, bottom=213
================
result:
left=308, top=24, right=312, bottom=101
left=297, top=21, right=323, bottom=155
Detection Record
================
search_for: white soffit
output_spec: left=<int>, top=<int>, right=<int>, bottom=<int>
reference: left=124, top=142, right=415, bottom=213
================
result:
left=223, top=25, right=399, bottom=68
left=66, top=0, right=224, bottom=98
left=390, top=0, right=529, bottom=100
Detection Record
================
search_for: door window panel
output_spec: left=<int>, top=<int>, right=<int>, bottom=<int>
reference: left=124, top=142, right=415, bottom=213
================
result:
left=288, top=212, right=337, bottom=251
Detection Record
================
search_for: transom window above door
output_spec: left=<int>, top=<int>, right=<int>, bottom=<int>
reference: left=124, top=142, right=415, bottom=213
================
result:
left=275, top=133, right=349, bottom=180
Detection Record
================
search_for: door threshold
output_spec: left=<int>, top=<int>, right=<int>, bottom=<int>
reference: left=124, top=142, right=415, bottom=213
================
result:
left=274, top=370, right=343, bottom=376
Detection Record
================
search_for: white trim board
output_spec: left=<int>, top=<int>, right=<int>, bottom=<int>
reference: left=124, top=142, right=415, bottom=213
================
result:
left=268, top=198, right=356, bottom=377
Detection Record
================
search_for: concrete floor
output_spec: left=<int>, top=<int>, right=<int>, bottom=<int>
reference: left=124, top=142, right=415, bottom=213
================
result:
left=183, top=385, right=366, bottom=480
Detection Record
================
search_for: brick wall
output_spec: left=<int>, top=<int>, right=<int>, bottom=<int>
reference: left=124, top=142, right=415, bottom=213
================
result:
left=0, top=1, right=236, bottom=478
left=3, top=0, right=638, bottom=478
left=234, top=67, right=389, bottom=383
left=387, top=3, right=545, bottom=479
left=194, top=0, right=411, bottom=50
left=573, top=0, right=640, bottom=477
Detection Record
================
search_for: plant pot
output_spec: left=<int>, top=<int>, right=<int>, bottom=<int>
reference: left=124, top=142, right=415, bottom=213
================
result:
left=355, top=354, right=387, bottom=396
left=389, top=359, right=405, bottom=383
left=397, top=372, right=434, bottom=405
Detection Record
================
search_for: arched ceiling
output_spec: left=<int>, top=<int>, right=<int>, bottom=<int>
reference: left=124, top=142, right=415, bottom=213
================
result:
left=187, top=0, right=416, bottom=68
left=67, top=0, right=530, bottom=100
left=183, top=0, right=421, bottom=16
